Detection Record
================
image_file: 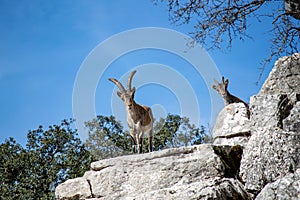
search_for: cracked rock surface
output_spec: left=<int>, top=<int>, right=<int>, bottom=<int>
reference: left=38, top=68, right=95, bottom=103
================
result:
left=55, top=145, right=250, bottom=199
left=259, top=53, right=300, bottom=95
left=255, top=168, right=300, bottom=200
left=239, top=53, right=300, bottom=195
left=55, top=177, right=92, bottom=199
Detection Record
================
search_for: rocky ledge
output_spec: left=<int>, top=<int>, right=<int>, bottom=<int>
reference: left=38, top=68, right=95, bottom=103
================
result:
left=55, top=144, right=249, bottom=199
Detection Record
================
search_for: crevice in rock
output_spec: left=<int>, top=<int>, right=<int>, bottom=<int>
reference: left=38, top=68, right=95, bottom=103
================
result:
left=212, top=145, right=243, bottom=179
left=67, top=194, right=80, bottom=200
left=296, top=94, right=300, bottom=101
left=286, top=73, right=300, bottom=77
left=93, top=164, right=113, bottom=171
left=86, top=179, right=95, bottom=198
left=213, top=132, right=251, bottom=140
left=277, top=95, right=294, bottom=128
left=247, top=189, right=259, bottom=198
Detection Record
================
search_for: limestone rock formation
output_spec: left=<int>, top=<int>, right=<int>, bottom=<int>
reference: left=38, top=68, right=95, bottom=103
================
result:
left=213, top=102, right=251, bottom=146
left=239, top=53, right=300, bottom=195
left=255, top=168, right=300, bottom=200
left=283, top=100, right=300, bottom=132
left=259, top=53, right=300, bottom=95
left=55, top=145, right=251, bottom=199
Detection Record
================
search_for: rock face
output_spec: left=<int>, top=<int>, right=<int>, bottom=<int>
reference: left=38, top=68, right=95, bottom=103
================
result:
left=55, top=145, right=251, bottom=199
left=259, top=53, right=300, bottom=95
left=213, top=103, right=251, bottom=147
left=55, top=53, right=300, bottom=200
left=56, top=177, right=92, bottom=199
left=239, top=53, right=300, bottom=195
left=255, top=168, right=300, bottom=200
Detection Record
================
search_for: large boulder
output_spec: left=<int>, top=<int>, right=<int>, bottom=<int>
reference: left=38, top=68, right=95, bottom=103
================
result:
left=239, top=53, right=300, bottom=195
left=55, top=177, right=92, bottom=199
left=213, top=102, right=251, bottom=147
left=55, top=145, right=251, bottom=199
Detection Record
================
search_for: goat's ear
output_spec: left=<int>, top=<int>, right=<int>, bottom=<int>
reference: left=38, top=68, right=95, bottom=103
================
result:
left=212, top=85, right=217, bottom=90
left=225, top=78, right=229, bottom=85
left=117, top=91, right=122, bottom=98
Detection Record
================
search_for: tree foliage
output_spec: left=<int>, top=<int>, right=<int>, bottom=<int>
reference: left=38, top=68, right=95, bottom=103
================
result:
left=0, top=138, right=30, bottom=199
left=151, top=115, right=206, bottom=149
left=151, top=114, right=183, bottom=150
left=157, top=0, right=300, bottom=80
left=0, top=119, right=93, bottom=199
left=175, top=117, right=206, bottom=146
left=85, top=115, right=131, bottom=160
left=85, top=114, right=206, bottom=158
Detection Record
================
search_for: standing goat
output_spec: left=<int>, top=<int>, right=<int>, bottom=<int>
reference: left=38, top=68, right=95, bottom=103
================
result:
left=109, top=70, right=154, bottom=153
left=212, top=76, right=249, bottom=115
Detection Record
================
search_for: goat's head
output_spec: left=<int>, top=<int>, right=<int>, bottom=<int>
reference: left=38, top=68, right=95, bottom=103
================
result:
left=109, top=70, right=137, bottom=110
left=212, top=76, right=229, bottom=98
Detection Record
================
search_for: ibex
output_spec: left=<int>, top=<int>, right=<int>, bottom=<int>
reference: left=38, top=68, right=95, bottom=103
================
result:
left=109, top=70, right=154, bottom=153
left=212, top=76, right=249, bottom=116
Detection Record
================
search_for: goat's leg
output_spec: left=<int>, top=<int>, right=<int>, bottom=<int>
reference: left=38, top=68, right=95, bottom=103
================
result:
left=130, top=129, right=137, bottom=154
left=137, top=136, right=143, bottom=154
left=148, top=129, right=153, bottom=152
left=130, top=135, right=136, bottom=154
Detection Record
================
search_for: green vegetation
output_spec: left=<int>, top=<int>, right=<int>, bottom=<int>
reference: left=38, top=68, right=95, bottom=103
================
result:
left=0, top=119, right=93, bottom=200
left=0, top=115, right=207, bottom=198
left=85, top=114, right=207, bottom=160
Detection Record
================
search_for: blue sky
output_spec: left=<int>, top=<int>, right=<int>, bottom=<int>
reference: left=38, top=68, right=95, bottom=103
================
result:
left=0, top=0, right=280, bottom=145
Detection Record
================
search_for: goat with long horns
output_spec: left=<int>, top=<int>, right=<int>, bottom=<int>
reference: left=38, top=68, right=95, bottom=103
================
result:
left=109, top=70, right=154, bottom=153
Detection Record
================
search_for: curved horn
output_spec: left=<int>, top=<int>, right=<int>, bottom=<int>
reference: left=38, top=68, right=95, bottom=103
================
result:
left=108, top=78, right=126, bottom=93
left=127, top=70, right=136, bottom=91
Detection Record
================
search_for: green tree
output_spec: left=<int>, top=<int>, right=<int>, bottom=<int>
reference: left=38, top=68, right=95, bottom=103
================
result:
left=151, top=114, right=182, bottom=150
left=0, top=119, right=92, bottom=200
left=0, top=138, right=31, bottom=199
left=145, top=114, right=206, bottom=150
left=175, top=117, right=206, bottom=147
left=85, top=115, right=131, bottom=160
left=202, top=123, right=214, bottom=144
left=85, top=114, right=206, bottom=157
